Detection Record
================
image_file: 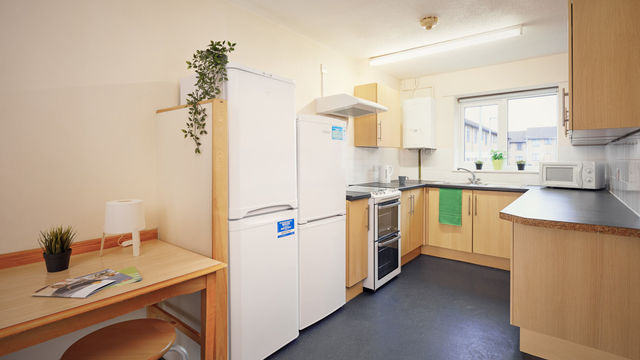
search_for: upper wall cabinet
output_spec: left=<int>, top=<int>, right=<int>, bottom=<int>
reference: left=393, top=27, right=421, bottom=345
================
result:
left=568, top=0, right=640, bottom=144
left=353, top=83, right=402, bottom=148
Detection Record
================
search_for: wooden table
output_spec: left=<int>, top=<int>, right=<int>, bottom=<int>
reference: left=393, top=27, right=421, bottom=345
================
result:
left=0, top=240, right=227, bottom=359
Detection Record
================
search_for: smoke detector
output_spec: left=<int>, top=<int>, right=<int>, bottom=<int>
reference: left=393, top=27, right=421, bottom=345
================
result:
left=420, top=16, right=439, bottom=30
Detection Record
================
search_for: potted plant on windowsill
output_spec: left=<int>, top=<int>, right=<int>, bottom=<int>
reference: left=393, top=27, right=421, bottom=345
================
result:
left=516, top=160, right=526, bottom=171
left=490, top=150, right=504, bottom=170
left=475, top=160, right=483, bottom=170
left=38, top=225, right=76, bottom=272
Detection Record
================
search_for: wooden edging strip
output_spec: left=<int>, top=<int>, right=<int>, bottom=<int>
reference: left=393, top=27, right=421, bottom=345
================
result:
left=147, top=304, right=201, bottom=345
left=421, top=245, right=510, bottom=271
left=156, top=98, right=219, bottom=114
left=0, top=229, right=158, bottom=270
left=401, top=247, right=422, bottom=266
left=499, top=212, right=640, bottom=238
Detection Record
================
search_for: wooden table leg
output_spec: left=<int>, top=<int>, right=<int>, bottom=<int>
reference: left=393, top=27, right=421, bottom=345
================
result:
left=214, top=268, right=228, bottom=360
left=201, top=273, right=216, bottom=360
left=201, top=269, right=227, bottom=360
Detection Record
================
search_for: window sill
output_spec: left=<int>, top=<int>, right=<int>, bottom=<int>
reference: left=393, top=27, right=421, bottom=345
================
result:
left=453, top=169, right=539, bottom=175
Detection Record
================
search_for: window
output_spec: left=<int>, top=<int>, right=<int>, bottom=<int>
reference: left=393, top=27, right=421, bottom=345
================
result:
left=462, top=104, right=498, bottom=162
left=459, top=88, right=558, bottom=170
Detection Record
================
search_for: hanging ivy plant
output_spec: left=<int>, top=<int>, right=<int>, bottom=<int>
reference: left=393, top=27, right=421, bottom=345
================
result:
left=183, top=40, right=236, bottom=154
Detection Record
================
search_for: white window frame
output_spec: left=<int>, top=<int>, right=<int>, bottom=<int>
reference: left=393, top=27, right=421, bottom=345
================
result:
left=456, top=87, right=559, bottom=172
left=458, top=98, right=507, bottom=167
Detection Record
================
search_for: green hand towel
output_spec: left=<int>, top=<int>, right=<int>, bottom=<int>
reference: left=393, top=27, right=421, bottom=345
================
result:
left=439, top=188, right=462, bottom=226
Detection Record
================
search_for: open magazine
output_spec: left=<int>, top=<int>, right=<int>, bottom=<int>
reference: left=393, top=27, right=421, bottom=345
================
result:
left=33, top=268, right=141, bottom=298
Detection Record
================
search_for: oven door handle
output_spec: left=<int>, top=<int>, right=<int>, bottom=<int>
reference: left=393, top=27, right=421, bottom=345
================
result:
left=378, top=201, right=401, bottom=210
left=378, top=235, right=401, bottom=247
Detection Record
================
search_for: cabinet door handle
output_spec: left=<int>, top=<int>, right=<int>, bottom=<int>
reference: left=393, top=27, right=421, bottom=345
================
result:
left=474, top=195, right=478, bottom=216
left=468, top=195, right=471, bottom=216
left=366, top=205, right=369, bottom=230
left=561, top=89, right=570, bottom=137
left=378, top=121, right=382, bottom=141
left=410, top=195, right=414, bottom=215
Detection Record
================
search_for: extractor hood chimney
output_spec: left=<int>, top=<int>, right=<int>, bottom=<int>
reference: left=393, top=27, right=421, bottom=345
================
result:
left=316, top=94, right=388, bottom=118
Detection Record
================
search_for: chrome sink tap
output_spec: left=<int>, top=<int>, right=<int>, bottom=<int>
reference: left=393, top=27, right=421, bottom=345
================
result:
left=457, top=167, right=481, bottom=184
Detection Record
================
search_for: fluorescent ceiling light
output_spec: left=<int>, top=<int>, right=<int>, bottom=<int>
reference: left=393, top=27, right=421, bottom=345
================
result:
left=369, top=25, right=523, bottom=66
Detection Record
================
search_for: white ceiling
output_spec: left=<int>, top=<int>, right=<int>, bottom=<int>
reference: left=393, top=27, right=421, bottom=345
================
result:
left=229, top=0, right=568, bottom=79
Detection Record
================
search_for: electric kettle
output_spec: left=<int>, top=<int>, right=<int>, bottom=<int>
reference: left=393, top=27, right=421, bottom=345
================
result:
left=380, top=165, right=393, bottom=184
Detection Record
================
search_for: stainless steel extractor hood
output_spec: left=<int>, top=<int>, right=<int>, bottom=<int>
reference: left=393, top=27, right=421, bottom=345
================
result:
left=316, top=94, right=388, bottom=118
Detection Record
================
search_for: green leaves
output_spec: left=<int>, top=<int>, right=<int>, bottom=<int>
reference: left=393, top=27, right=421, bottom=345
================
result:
left=490, top=149, right=504, bottom=160
left=182, top=40, right=236, bottom=154
left=38, top=225, right=76, bottom=255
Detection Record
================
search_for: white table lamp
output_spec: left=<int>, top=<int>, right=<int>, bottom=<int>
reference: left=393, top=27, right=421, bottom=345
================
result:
left=102, top=199, right=146, bottom=256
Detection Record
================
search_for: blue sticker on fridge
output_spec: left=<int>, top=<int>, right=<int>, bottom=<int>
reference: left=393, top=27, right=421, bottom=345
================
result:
left=277, top=219, right=295, bottom=238
left=331, top=126, right=345, bottom=140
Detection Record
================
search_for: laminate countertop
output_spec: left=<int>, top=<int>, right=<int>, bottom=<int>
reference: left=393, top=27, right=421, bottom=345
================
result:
left=356, top=180, right=532, bottom=193
left=500, top=187, right=640, bottom=237
left=346, top=191, right=371, bottom=201
left=346, top=180, right=532, bottom=201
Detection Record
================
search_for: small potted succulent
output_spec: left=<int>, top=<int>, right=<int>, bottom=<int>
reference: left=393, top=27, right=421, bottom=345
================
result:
left=38, top=225, right=76, bottom=272
left=475, top=160, right=483, bottom=170
left=516, top=160, right=526, bottom=171
left=490, top=150, right=504, bottom=170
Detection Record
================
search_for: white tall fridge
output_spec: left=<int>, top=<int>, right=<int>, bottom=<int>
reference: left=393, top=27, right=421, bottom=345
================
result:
left=227, top=65, right=299, bottom=360
left=297, top=114, right=347, bottom=330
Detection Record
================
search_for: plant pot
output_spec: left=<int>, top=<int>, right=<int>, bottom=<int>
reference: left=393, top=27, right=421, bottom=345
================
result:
left=517, top=163, right=525, bottom=171
left=492, top=159, right=504, bottom=170
left=475, top=163, right=483, bottom=170
left=43, top=249, right=72, bottom=272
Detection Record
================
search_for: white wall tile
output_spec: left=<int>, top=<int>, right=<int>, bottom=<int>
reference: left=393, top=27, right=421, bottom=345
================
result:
left=606, top=132, right=640, bottom=214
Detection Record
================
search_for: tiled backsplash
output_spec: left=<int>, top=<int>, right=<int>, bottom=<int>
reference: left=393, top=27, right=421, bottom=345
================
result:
left=606, top=132, right=640, bottom=214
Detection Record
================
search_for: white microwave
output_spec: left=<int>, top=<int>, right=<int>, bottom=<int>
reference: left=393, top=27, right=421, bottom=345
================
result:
left=539, top=161, right=608, bottom=189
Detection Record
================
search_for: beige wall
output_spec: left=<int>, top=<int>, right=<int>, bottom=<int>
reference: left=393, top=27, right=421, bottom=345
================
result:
left=0, top=0, right=397, bottom=254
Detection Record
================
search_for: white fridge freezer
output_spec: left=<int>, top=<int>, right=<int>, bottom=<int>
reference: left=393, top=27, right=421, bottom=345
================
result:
left=229, top=209, right=299, bottom=360
left=298, top=215, right=346, bottom=329
left=296, top=115, right=347, bottom=223
left=296, top=114, right=347, bottom=330
left=226, top=65, right=297, bottom=220
left=226, top=65, right=299, bottom=360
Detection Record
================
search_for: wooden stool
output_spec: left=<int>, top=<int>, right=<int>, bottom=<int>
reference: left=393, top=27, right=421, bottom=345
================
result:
left=61, top=319, right=177, bottom=360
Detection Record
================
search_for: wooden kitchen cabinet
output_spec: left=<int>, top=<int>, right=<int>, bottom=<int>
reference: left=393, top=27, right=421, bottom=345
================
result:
left=427, top=188, right=473, bottom=253
left=511, top=223, right=640, bottom=359
left=346, top=199, right=369, bottom=287
left=427, top=188, right=520, bottom=258
left=353, top=83, right=402, bottom=148
left=400, top=188, right=424, bottom=258
left=472, top=190, right=520, bottom=258
left=569, top=0, right=640, bottom=131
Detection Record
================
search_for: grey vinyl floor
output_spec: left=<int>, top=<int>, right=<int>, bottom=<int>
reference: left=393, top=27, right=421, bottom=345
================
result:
left=267, top=255, right=543, bottom=360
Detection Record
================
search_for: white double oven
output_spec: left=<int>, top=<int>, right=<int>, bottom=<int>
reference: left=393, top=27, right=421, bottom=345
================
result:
left=349, top=186, right=402, bottom=291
